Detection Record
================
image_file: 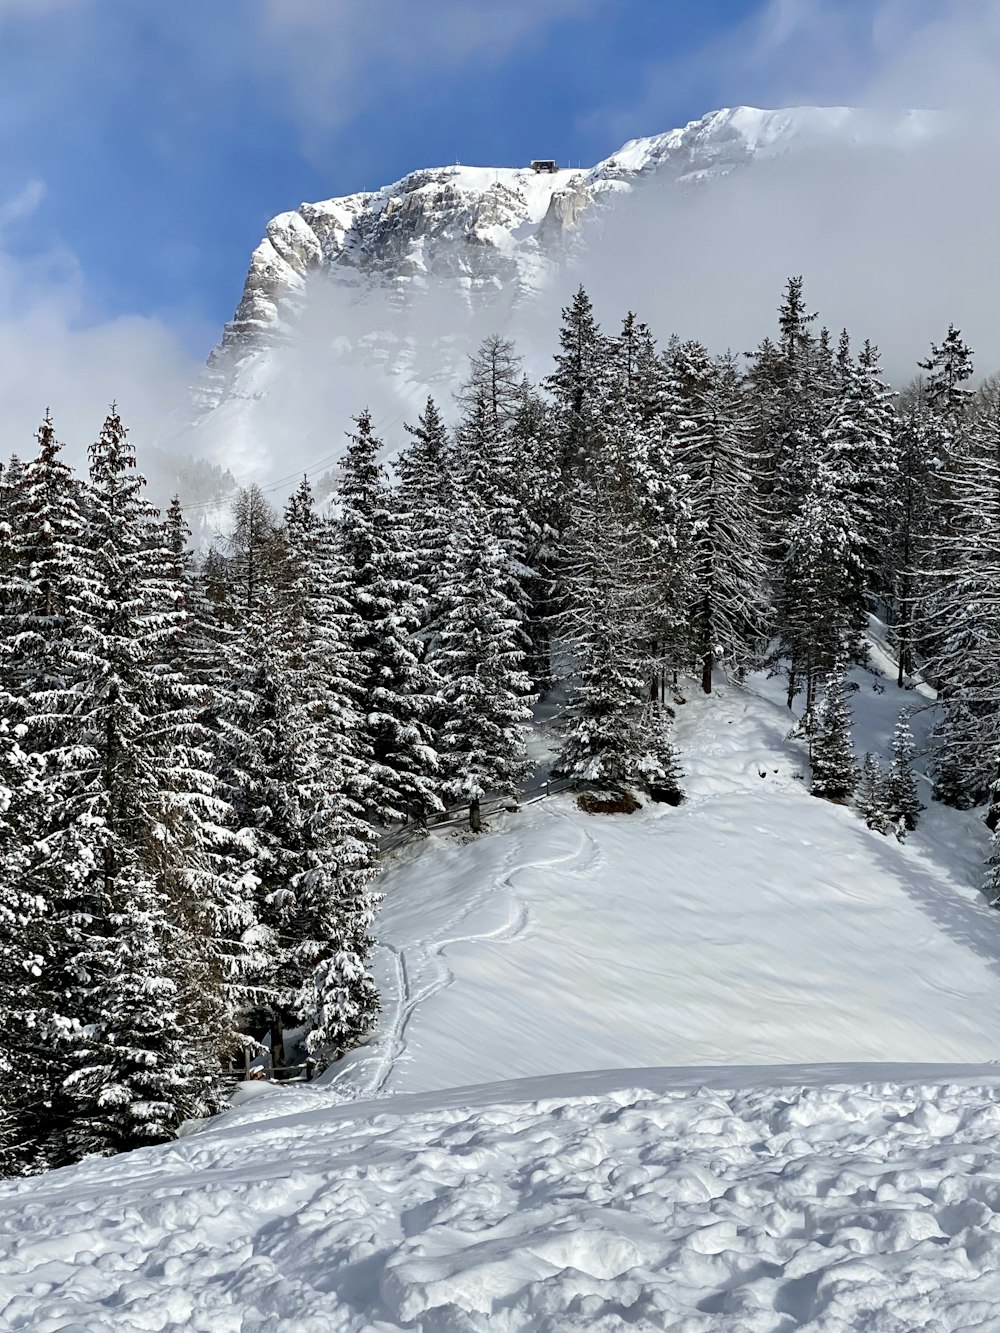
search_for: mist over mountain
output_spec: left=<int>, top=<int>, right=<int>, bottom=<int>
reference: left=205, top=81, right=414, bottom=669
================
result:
left=176, top=101, right=1000, bottom=492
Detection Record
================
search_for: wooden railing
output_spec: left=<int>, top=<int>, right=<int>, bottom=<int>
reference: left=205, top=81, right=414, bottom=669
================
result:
left=377, top=776, right=576, bottom=855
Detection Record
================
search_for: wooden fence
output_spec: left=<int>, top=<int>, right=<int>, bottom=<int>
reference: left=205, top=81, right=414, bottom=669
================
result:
left=377, top=776, right=577, bottom=855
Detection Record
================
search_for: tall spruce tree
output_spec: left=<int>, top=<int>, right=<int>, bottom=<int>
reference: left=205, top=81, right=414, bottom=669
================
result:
left=430, top=497, right=533, bottom=830
left=810, top=661, right=858, bottom=802
left=672, top=346, right=768, bottom=692
left=338, top=410, right=441, bottom=825
left=886, top=711, right=922, bottom=835
left=53, top=409, right=222, bottom=1160
left=279, top=478, right=380, bottom=1063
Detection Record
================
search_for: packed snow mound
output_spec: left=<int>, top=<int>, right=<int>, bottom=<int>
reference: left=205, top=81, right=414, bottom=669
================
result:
left=6, top=1068, right=1000, bottom=1331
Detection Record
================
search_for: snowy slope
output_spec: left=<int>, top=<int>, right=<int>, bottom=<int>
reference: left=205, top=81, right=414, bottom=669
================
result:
left=325, top=656, right=998, bottom=1103
left=7, top=641, right=1000, bottom=1330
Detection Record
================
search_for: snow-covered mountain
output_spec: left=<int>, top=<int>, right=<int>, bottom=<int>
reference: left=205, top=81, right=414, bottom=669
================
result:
left=187, top=105, right=940, bottom=481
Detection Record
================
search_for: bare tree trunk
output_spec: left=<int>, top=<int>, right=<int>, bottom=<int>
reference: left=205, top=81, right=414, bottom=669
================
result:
left=271, top=1016, right=285, bottom=1074
left=701, top=651, right=713, bottom=695
left=470, top=796, right=482, bottom=833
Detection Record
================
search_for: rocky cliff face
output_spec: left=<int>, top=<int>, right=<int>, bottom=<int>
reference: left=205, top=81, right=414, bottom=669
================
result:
left=189, top=106, right=939, bottom=477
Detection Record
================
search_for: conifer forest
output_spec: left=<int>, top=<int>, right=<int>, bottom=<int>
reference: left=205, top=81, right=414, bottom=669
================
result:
left=3, top=276, right=995, bottom=1177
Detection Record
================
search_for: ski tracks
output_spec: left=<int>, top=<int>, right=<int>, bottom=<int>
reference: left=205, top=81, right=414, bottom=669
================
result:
left=346, top=800, right=601, bottom=1100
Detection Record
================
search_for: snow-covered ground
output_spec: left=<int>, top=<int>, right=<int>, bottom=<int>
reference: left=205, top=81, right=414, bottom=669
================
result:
left=7, top=640, right=1000, bottom=1331
left=9, top=1068, right=1000, bottom=1330
left=330, top=653, right=999, bottom=1102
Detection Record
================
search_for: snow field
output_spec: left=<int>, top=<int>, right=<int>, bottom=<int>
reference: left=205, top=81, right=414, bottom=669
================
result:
left=6, top=1070, right=1000, bottom=1331
left=328, top=669, right=1000, bottom=1103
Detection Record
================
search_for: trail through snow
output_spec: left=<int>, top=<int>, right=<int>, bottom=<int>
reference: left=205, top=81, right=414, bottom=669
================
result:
left=329, top=660, right=1000, bottom=1101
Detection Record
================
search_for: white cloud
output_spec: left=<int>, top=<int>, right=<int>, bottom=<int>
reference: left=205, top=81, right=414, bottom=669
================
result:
left=0, top=182, right=199, bottom=470
left=0, top=179, right=45, bottom=229
left=595, top=0, right=1000, bottom=142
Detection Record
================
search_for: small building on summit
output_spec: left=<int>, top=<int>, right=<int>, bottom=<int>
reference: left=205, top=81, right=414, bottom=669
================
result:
left=530, top=159, right=558, bottom=173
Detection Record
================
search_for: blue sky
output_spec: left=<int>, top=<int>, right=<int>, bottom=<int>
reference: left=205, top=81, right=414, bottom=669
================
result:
left=0, top=0, right=908, bottom=350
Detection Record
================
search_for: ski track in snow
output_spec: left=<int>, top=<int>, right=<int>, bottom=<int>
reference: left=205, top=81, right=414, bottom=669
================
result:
left=337, top=804, right=600, bottom=1102
left=332, top=652, right=1000, bottom=1102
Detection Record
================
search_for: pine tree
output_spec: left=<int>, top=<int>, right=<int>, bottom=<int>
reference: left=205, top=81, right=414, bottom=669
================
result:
left=885, top=711, right=922, bottom=835
left=821, top=339, right=897, bottom=622
left=888, top=399, right=939, bottom=686
left=279, top=478, right=380, bottom=1064
left=397, top=397, right=455, bottom=632
left=338, top=410, right=441, bottom=825
left=922, top=397, right=1000, bottom=807
left=673, top=346, right=768, bottom=692
left=0, top=716, right=65, bottom=1173
left=554, top=463, right=659, bottom=788
left=545, top=286, right=609, bottom=497
left=768, top=276, right=822, bottom=546
left=53, top=409, right=223, bottom=1160
left=431, top=497, right=533, bottom=829
left=638, top=704, right=685, bottom=804
left=810, top=662, right=857, bottom=802
left=0, top=412, right=91, bottom=713
left=919, top=324, right=975, bottom=423
left=773, top=456, right=861, bottom=713
left=856, top=752, right=891, bottom=834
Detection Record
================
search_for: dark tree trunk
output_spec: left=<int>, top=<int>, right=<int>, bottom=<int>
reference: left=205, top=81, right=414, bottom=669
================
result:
left=701, top=650, right=713, bottom=695
left=470, top=796, right=482, bottom=833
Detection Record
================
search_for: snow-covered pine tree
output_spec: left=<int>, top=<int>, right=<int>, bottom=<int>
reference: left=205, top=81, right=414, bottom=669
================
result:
left=671, top=344, right=768, bottom=692
left=545, top=286, right=610, bottom=500
left=773, top=453, right=862, bottom=714
left=638, top=704, right=685, bottom=804
left=919, top=324, right=975, bottom=424
left=820, top=339, right=897, bottom=626
left=155, top=495, right=250, bottom=1075
left=338, top=410, right=441, bottom=825
left=619, top=322, right=691, bottom=700
left=922, top=397, right=1000, bottom=808
left=509, top=378, right=561, bottom=693
left=0, top=715, right=62, bottom=1173
left=0, top=416, right=100, bottom=1170
left=397, top=396, right=455, bottom=634
left=280, top=477, right=380, bottom=1062
left=914, top=329, right=976, bottom=687
left=430, top=495, right=533, bottom=830
left=766, top=276, right=823, bottom=551
left=810, top=661, right=858, bottom=802
left=0, top=413, right=91, bottom=712
left=453, top=344, right=532, bottom=648
left=886, top=398, right=934, bottom=686
left=885, top=711, right=922, bottom=835
left=856, top=752, right=891, bottom=834
left=54, top=409, right=223, bottom=1160
left=553, top=450, right=660, bottom=789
